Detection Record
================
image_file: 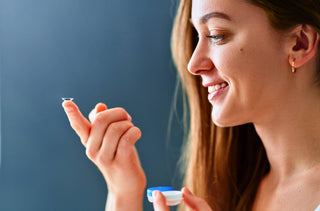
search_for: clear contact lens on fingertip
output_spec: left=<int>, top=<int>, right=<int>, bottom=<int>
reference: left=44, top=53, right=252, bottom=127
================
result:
left=62, top=97, right=74, bottom=101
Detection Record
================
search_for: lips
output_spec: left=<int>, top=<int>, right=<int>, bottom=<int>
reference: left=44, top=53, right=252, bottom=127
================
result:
left=208, top=82, right=228, bottom=94
left=207, top=81, right=229, bottom=101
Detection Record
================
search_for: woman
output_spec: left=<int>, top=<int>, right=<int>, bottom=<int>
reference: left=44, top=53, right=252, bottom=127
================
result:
left=63, top=0, right=320, bottom=210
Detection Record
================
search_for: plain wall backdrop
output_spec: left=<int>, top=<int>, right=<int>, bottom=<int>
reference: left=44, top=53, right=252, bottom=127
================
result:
left=0, top=0, right=184, bottom=210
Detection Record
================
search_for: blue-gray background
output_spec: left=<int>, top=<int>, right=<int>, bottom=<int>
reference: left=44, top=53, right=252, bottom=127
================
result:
left=0, top=0, right=184, bottom=210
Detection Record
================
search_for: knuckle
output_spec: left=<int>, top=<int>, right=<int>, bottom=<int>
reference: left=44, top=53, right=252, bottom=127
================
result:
left=96, top=154, right=111, bottom=167
left=93, top=114, right=106, bottom=125
left=85, top=146, right=97, bottom=161
left=120, top=133, right=132, bottom=145
left=117, top=130, right=138, bottom=156
left=123, top=127, right=141, bottom=142
left=109, top=121, right=133, bottom=134
left=113, top=107, right=128, bottom=118
left=108, top=122, right=123, bottom=133
left=92, top=107, right=129, bottom=126
left=133, top=127, right=142, bottom=139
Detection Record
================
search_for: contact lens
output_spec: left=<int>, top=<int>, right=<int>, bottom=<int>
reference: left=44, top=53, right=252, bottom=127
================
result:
left=62, top=97, right=74, bottom=101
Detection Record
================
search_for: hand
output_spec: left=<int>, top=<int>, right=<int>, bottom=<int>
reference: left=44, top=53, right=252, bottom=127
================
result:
left=152, top=187, right=212, bottom=211
left=62, top=101, right=146, bottom=201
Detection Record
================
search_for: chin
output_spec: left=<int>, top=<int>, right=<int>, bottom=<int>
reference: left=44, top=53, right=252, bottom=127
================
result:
left=211, top=112, right=246, bottom=128
left=212, top=119, right=234, bottom=127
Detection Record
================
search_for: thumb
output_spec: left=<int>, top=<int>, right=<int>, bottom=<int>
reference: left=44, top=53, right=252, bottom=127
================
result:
left=96, top=102, right=107, bottom=113
left=89, top=103, right=108, bottom=123
left=182, top=187, right=212, bottom=211
left=152, top=191, right=170, bottom=211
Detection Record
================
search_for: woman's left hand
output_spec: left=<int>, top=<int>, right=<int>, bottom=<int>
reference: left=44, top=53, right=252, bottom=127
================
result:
left=152, top=187, right=213, bottom=211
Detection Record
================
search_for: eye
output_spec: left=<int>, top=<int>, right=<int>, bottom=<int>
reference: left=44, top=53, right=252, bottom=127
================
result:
left=205, top=34, right=225, bottom=44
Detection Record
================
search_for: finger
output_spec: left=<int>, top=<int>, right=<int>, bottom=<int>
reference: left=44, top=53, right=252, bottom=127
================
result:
left=182, top=187, right=212, bottom=211
left=116, top=126, right=142, bottom=161
left=86, top=108, right=131, bottom=158
left=62, top=100, right=91, bottom=145
left=152, top=191, right=170, bottom=211
left=88, top=120, right=133, bottom=163
left=89, top=103, right=108, bottom=123
left=96, top=103, right=108, bottom=113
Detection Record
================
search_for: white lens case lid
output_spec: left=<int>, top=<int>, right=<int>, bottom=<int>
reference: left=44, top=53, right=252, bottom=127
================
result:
left=147, top=190, right=182, bottom=206
left=162, top=190, right=182, bottom=203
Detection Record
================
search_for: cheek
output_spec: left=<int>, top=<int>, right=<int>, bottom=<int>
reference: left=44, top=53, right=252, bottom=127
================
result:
left=212, top=46, right=273, bottom=123
left=228, top=47, right=271, bottom=100
left=218, top=40, right=276, bottom=83
left=213, top=46, right=243, bottom=75
left=214, top=45, right=255, bottom=83
left=210, top=32, right=288, bottom=125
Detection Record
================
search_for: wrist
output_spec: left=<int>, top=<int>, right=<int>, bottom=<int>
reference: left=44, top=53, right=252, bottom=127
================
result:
left=106, top=191, right=144, bottom=211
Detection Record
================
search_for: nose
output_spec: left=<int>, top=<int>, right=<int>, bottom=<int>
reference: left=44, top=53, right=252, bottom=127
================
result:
left=187, top=39, right=214, bottom=75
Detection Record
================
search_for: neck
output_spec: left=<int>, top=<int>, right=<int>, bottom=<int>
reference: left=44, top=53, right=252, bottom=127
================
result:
left=254, top=82, right=320, bottom=183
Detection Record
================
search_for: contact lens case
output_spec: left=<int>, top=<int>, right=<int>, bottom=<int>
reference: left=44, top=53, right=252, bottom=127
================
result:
left=147, top=186, right=182, bottom=206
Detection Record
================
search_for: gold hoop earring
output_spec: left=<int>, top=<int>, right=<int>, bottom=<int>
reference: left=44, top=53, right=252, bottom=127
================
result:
left=291, top=59, right=296, bottom=73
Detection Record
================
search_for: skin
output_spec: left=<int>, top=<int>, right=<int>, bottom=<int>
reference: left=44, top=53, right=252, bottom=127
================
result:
left=62, top=101, right=146, bottom=211
left=63, top=0, right=320, bottom=210
left=189, top=0, right=292, bottom=127
left=188, top=0, right=320, bottom=210
left=62, top=101, right=206, bottom=210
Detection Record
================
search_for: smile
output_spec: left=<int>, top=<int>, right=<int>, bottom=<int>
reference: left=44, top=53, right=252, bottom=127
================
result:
left=208, top=82, right=228, bottom=93
left=208, top=82, right=229, bottom=102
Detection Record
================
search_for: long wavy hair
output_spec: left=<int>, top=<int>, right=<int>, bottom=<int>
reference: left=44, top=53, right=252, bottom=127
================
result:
left=171, top=0, right=320, bottom=210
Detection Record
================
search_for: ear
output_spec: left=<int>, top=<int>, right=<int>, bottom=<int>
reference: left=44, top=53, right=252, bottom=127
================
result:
left=288, top=24, right=319, bottom=69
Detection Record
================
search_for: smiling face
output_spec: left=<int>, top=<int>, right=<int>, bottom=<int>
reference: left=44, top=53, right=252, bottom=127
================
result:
left=189, top=0, right=293, bottom=127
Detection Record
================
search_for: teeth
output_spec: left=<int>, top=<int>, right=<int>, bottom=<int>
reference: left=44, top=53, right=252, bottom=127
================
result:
left=208, top=86, right=215, bottom=93
left=208, top=82, right=228, bottom=93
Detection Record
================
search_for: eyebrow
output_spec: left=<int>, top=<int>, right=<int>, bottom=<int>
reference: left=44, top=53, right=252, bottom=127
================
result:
left=190, top=11, right=232, bottom=25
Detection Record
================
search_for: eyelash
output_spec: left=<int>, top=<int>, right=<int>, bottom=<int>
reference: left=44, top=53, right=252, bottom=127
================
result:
left=205, top=34, right=225, bottom=44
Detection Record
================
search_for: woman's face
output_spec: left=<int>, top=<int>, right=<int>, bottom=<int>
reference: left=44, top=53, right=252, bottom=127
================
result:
left=189, top=0, right=292, bottom=126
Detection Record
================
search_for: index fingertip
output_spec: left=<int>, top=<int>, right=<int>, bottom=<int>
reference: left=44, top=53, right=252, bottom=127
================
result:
left=62, top=100, right=77, bottom=113
left=62, top=99, right=73, bottom=106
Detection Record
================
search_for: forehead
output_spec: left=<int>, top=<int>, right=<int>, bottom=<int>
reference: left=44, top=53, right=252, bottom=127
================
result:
left=191, top=0, right=258, bottom=25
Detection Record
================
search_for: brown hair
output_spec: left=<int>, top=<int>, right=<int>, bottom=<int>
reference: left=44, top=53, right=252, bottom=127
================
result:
left=171, top=0, right=320, bottom=210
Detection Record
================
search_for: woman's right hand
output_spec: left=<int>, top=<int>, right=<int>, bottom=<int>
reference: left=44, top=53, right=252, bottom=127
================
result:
left=62, top=101, right=146, bottom=211
left=153, top=187, right=213, bottom=211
